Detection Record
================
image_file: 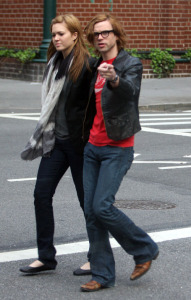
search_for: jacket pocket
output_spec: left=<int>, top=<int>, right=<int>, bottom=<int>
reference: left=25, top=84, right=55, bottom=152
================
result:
left=106, top=117, right=133, bottom=141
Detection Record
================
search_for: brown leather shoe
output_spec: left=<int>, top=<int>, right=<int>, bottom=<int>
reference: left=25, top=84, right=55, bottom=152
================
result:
left=130, top=261, right=152, bottom=280
left=130, top=251, right=159, bottom=281
left=81, top=280, right=102, bottom=292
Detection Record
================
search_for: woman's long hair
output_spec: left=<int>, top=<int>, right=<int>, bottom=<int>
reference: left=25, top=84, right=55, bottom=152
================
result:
left=47, top=14, right=90, bottom=82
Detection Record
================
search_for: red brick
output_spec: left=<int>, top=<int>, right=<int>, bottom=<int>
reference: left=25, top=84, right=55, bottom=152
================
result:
left=0, top=0, right=191, bottom=51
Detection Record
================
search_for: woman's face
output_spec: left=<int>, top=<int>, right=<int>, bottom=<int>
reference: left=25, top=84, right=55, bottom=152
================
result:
left=52, top=22, right=77, bottom=57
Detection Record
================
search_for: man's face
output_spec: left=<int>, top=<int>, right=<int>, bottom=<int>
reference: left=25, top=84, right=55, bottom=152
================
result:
left=93, top=20, right=118, bottom=59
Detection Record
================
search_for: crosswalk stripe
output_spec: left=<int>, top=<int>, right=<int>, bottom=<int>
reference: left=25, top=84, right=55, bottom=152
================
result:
left=141, top=126, right=191, bottom=137
left=1, top=227, right=191, bottom=263
left=140, top=117, right=191, bottom=121
left=140, top=113, right=191, bottom=116
left=141, top=121, right=191, bottom=125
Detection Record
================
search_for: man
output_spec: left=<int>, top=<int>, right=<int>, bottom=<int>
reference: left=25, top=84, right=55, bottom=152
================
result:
left=80, top=14, right=159, bottom=292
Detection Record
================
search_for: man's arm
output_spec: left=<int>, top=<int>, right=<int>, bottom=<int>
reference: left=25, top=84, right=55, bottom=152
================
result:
left=112, top=57, right=143, bottom=100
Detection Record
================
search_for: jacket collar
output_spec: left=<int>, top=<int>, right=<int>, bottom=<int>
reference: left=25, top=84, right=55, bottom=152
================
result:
left=93, top=49, right=128, bottom=70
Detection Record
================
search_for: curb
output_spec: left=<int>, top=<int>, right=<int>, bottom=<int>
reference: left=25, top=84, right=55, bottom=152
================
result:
left=139, top=103, right=191, bottom=112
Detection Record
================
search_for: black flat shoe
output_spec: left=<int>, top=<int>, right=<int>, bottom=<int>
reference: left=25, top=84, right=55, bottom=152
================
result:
left=20, top=264, right=56, bottom=274
left=73, top=268, right=92, bottom=276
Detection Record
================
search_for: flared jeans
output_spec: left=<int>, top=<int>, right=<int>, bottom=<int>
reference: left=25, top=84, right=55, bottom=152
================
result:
left=83, top=143, right=159, bottom=286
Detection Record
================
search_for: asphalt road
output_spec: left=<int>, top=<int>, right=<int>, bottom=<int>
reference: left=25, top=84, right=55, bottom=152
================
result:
left=0, top=107, right=191, bottom=299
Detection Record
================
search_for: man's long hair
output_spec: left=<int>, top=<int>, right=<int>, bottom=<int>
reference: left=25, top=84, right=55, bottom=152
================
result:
left=47, top=14, right=90, bottom=82
left=85, top=14, right=127, bottom=55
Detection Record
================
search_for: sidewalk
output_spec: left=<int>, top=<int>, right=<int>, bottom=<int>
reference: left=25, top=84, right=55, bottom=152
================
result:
left=140, top=77, right=191, bottom=111
left=0, top=77, right=191, bottom=111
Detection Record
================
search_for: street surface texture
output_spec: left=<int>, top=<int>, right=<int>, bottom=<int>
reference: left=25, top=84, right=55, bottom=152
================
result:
left=0, top=102, right=191, bottom=299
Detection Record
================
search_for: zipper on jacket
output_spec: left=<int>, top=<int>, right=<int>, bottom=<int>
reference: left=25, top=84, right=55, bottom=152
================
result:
left=82, top=67, right=98, bottom=141
left=82, top=87, right=94, bottom=141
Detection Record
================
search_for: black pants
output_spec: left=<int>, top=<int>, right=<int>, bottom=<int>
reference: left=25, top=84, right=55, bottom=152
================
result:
left=34, top=138, right=84, bottom=266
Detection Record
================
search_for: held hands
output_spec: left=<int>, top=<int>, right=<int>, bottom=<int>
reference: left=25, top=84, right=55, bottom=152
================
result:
left=98, top=63, right=117, bottom=82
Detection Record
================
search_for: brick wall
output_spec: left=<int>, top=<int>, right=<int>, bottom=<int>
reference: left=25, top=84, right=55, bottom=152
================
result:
left=0, top=57, right=45, bottom=82
left=0, top=0, right=190, bottom=80
left=160, top=0, right=191, bottom=49
left=0, top=0, right=191, bottom=50
left=0, top=0, right=43, bottom=49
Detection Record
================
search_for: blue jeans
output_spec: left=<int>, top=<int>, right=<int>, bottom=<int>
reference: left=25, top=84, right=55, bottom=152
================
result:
left=34, top=138, right=84, bottom=267
left=83, top=143, right=159, bottom=286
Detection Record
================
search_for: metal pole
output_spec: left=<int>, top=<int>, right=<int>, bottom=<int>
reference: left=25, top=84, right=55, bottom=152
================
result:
left=39, top=0, right=56, bottom=61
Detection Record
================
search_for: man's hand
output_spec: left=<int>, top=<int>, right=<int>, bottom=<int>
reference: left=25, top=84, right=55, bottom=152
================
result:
left=97, top=63, right=116, bottom=81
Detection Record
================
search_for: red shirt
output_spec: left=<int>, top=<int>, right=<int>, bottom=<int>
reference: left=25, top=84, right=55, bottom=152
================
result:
left=89, top=58, right=134, bottom=147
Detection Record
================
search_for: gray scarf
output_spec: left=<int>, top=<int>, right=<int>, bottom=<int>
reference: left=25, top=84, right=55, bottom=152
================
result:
left=21, top=51, right=73, bottom=160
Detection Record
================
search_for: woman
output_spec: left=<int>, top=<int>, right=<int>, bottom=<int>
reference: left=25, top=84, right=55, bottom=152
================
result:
left=19, top=14, right=95, bottom=274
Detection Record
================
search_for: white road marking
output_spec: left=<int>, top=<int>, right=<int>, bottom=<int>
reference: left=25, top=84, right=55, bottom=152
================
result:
left=8, top=113, right=40, bottom=115
left=139, top=111, right=191, bottom=136
left=134, top=161, right=187, bottom=164
left=7, top=175, right=71, bottom=182
left=159, top=165, right=191, bottom=170
left=141, top=121, right=191, bottom=125
left=8, top=178, right=36, bottom=182
left=163, top=129, right=191, bottom=133
left=141, top=126, right=191, bottom=137
left=1, top=112, right=191, bottom=137
left=140, top=117, right=191, bottom=121
left=141, top=113, right=191, bottom=116
left=1, top=227, right=191, bottom=263
left=0, top=114, right=39, bottom=121
left=7, top=152, right=190, bottom=183
left=1, top=112, right=191, bottom=263
left=139, top=112, right=191, bottom=129
left=8, top=159, right=188, bottom=182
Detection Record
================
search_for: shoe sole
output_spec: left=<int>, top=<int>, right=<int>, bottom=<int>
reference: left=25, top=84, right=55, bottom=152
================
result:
left=81, top=287, right=102, bottom=292
left=20, top=267, right=56, bottom=274
left=73, top=271, right=92, bottom=276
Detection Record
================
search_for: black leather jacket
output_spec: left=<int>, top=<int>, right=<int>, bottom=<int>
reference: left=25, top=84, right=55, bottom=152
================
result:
left=84, top=49, right=142, bottom=142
